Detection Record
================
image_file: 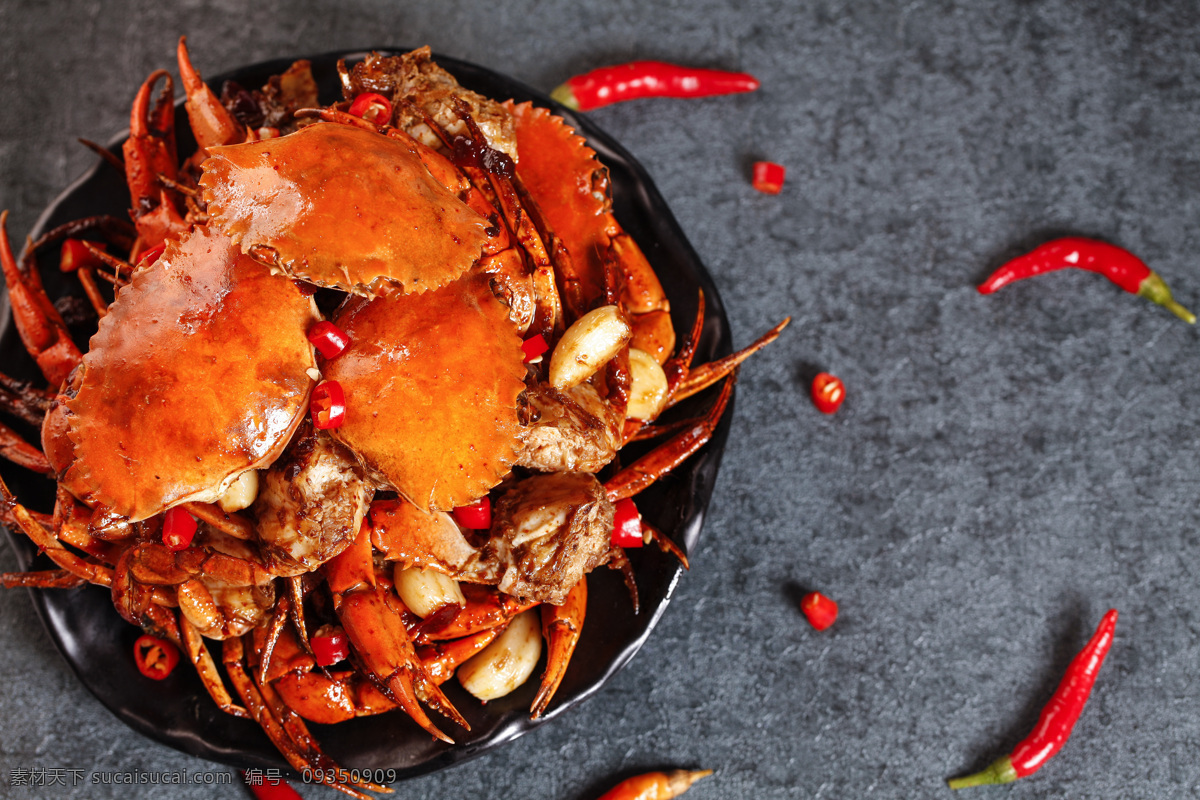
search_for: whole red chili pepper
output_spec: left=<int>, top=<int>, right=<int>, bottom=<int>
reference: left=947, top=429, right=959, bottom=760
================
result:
left=978, top=238, right=1194, bottom=323
left=595, top=769, right=712, bottom=800
left=948, top=609, right=1118, bottom=789
left=550, top=62, right=760, bottom=111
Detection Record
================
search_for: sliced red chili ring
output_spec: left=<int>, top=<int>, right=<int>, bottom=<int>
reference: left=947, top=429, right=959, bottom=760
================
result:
left=811, top=372, right=845, bottom=414
left=752, top=161, right=786, bottom=195
left=138, top=242, right=166, bottom=266
left=307, top=320, right=351, bottom=359
left=348, top=92, right=394, bottom=126
left=133, top=633, right=180, bottom=680
left=452, top=496, right=492, bottom=529
left=311, top=380, right=346, bottom=430
left=611, top=497, right=643, bottom=548
left=162, top=506, right=198, bottom=551
left=800, top=591, right=838, bottom=631
left=521, top=333, right=550, bottom=363
left=311, top=628, right=351, bottom=667
left=59, top=238, right=105, bottom=273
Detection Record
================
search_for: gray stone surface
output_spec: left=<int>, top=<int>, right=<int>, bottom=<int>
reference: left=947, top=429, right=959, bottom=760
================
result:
left=3, top=1, right=1200, bottom=797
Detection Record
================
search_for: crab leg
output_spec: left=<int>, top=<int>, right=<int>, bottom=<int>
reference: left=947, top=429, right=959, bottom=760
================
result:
left=417, top=583, right=538, bottom=642
left=531, top=577, right=587, bottom=719
left=605, top=372, right=737, bottom=503
left=666, top=317, right=789, bottom=409
left=416, top=626, right=504, bottom=685
left=181, top=501, right=255, bottom=541
left=0, top=569, right=86, bottom=589
left=0, top=211, right=82, bottom=387
left=221, top=636, right=376, bottom=800
left=179, top=614, right=251, bottom=718
left=177, top=36, right=245, bottom=152
left=0, top=421, right=52, bottom=474
left=0, top=474, right=114, bottom=588
left=0, top=370, right=52, bottom=426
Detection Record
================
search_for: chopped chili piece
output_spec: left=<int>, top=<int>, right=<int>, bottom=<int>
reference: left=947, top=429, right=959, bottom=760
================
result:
left=811, top=372, right=845, bottom=414
left=133, top=634, right=180, bottom=680
left=307, top=320, right=351, bottom=359
left=161, top=506, right=198, bottom=551
left=800, top=591, right=838, bottom=630
left=521, top=333, right=549, bottom=363
left=59, top=238, right=105, bottom=272
left=310, top=380, right=346, bottom=430
left=452, top=496, right=491, bottom=529
left=550, top=61, right=760, bottom=111
left=138, top=242, right=166, bottom=266
left=596, top=769, right=713, bottom=800
left=348, top=92, right=393, bottom=126
left=241, top=772, right=305, bottom=800
left=949, top=609, right=1118, bottom=788
left=978, top=238, right=1195, bottom=323
left=751, top=161, right=786, bottom=195
left=311, top=626, right=351, bottom=667
left=611, top=497, right=643, bottom=548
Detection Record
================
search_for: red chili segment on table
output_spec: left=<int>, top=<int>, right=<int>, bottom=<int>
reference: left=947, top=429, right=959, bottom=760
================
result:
left=611, top=497, right=644, bottom=548
left=452, top=496, right=492, bottom=529
left=242, top=773, right=305, bottom=800
left=752, top=161, right=786, bottom=195
left=550, top=61, right=760, bottom=111
left=133, top=634, right=179, bottom=680
left=595, top=769, right=712, bottom=800
left=307, top=320, right=351, bottom=359
left=800, top=591, right=838, bottom=630
left=948, top=608, right=1118, bottom=788
left=347, top=92, right=393, bottom=126
left=811, top=372, right=845, bottom=414
left=978, top=238, right=1195, bottom=323
left=161, top=506, right=197, bottom=551
left=310, top=380, right=346, bottom=430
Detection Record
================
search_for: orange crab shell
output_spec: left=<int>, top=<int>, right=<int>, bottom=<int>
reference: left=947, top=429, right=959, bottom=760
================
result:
left=199, top=122, right=490, bottom=295
left=62, top=225, right=319, bottom=523
left=323, top=274, right=525, bottom=513
left=505, top=101, right=609, bottom=311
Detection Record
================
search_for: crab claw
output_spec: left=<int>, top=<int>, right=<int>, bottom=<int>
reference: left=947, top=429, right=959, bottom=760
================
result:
left=336, top=589, right=462, bottom=743
left=531, top=576, right=586, bottom=719
left=177, top=36, right=245, bottom=151
left=122, top=69, right=185, bottom=249
left=0, top=211, right=82, bottom=388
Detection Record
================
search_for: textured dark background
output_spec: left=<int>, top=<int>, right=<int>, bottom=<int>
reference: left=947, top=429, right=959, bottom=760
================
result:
left=3, top=1, right=1200, bottom=798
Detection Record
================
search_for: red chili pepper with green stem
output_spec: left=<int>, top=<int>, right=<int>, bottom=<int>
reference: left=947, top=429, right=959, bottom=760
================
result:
left=551, top=61, right=759, bottom=111
left=948, top=609, right=1118, bottom=788
left=979, top=238, right=1194, bottom=323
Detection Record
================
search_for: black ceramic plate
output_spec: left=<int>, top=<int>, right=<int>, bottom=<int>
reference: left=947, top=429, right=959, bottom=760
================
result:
left=0, top=50, right=733, bottom=778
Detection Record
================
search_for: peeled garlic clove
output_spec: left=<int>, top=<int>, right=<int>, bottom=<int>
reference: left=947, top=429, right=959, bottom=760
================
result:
left=457, top=608, right=542, bottom=701
left=626, top=347, right=669, bottom=421
left=393, top=564, right=466, bottom=619
left=217, top=470, right=259, bottom=513
left=549, top=305, right=632, bottom=390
